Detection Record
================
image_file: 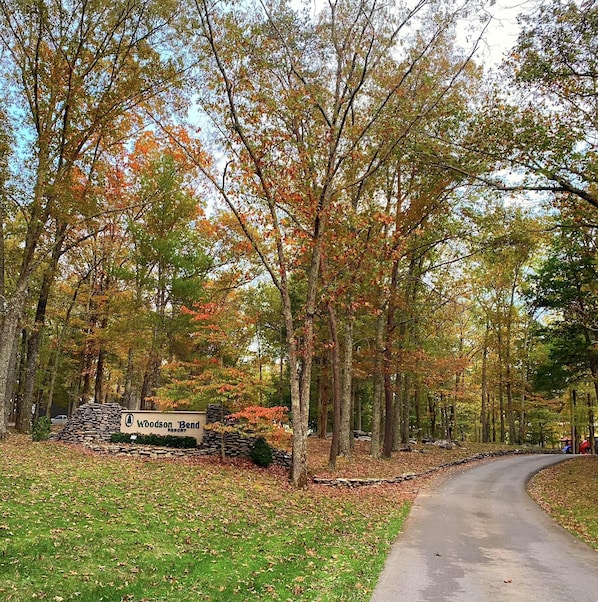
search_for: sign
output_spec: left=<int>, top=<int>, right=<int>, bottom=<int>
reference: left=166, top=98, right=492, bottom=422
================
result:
left=120, top=410, right=206, bottom=443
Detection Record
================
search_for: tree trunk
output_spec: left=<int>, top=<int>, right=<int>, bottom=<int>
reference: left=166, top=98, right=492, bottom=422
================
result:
left=497, top=329, right=506, bottom=443
left=94, top=346, right=107, bottom=404
left=428, top=394, right=436, bottom=440
left=93, top=264, right=111, bottom=405
left=370, top=312, right=385, bottom=458
left=505, top=266, right=519, bottom=444
left=393, top=369, right=403, bottom=450
left=481, top=324, right=490, bottom=443
left=0, top=139, right=52, bottom=436
left=13, top=330, right=29, bottom=431
left=587, top=393, right=595, bottom=455
left=571, top=390, right=579, bottom=454
left=45, top=277, right=84, bottom=418
left=339, top=314, right=354, bottom=456
left=316, top=356, right=329, bottom=439
left=506, top=363, right=516, bottom=444
left=140, top=352, right=160, bottom=409
left=0, top=286, right=29, bottom=438
left=491, top=397, right=497, bottom=443
left=401, top=372, right=411, bottom=444
left=5, top=330, right=21, bottom=424
left=16, top=327, right=41, bottom=434
left=449, top=402, right=456, bottom=441
left=44, top=350, right=61, bottom=419
left=382, top=359, right=395, bottom=458
left=399, top=254, right=420, bottom=445
left=122, top=348, right=137, bottom=409
left=327, top=303, right=342, bottom=469
left=18, top=224, right=67, bottom=432
left=0, top=196, right=4, bottom=316
left=354, top=386, right=361, bottom=432
left=382, top=261, right=400, bottom=458
left=413, top=379, right=421, bottom=440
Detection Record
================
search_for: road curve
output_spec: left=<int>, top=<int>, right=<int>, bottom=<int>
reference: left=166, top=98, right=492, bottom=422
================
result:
left=371, top=454, right=598, bottom=601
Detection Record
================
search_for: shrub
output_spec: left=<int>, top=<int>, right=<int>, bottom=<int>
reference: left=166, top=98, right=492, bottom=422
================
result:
left=110, top=432, right=131, bottom=443
left=109, top=432, right=197, bottom=448
left=250, top=436, right=273, bottom=468
left=32, top=416, right=51, bottom=441
left=229, top=405, right=291, bottom=448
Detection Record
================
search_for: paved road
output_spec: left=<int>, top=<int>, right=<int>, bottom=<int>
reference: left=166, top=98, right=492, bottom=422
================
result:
left=371, top=454, right=598, bottom=601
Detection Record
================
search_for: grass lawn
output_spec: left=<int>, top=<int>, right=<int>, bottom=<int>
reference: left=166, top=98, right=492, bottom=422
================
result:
left=528, top=455, right=598, bottom=550
left=1, top=435, right=415, bottom=602
left=1, top=434, right=595, bottom=601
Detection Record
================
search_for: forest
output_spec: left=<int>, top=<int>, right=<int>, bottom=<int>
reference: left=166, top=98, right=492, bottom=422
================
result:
left=0, top=0, right=596, bottom=486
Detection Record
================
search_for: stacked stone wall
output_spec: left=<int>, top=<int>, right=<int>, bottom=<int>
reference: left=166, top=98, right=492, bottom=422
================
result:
left=205, top=404, right=231, bottom=424
left=51, top=402, right=291, bottom=469
left=52, top=402, right=122, bottom=444
left=86, top=443, right=208, bottom=459
left=202, top=405, right=292, bottom=469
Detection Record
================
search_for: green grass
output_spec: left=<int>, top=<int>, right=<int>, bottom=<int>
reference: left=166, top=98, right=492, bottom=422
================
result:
left=5, top=435, right=590, bottom=601
left=528, top=456, right=598, bottom=550
left=0, top=437, right=410, bottom=601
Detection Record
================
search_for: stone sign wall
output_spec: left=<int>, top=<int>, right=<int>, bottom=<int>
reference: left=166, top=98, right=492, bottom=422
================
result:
left=51, top=402, right=291, bottom=469
left=52, top=402, right=122, bottom=444
left=121, top=410, right=206, bottom=443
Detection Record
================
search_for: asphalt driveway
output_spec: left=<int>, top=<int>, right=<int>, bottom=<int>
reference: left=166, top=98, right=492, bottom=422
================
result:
left=371, top=454, right=598, bottom=601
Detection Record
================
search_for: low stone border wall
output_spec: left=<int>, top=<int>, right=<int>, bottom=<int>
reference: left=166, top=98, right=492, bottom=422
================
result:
left=53, top=409, right=560, bottom=481
left=85, top=442, right=209, bottom=459
left=51, top=405, right=560, bottom=479
left=84, top=437, right=292, bottom=468
left=312, top=449, right=559, bottom=487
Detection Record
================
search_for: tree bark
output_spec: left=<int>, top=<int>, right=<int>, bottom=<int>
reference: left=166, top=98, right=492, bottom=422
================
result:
left=588, top=393, right=595, bottom=455
left=382, top=259, right=400, bottom=458
left=316, top=356, right=329, bottom=439
left=94, top=345, right=107, bottom=404
left=370, top=311, right=385, bottom=458
left=123, top=348, right=137, bottom=409
left=17, top=233, right=65, bottom=432
left=327, top=302, right=342, bottom=469
left=0, top=285, right=29, bottom=438
left=401, top=371, right=412, bottom=444
left=428, top=394, right=436, bottom=440
left=481, top=323, right=490, bottom=443
left=339, top=314, right=354, bottom=456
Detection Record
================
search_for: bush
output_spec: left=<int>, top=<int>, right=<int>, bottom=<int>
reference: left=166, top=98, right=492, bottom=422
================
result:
left=32, top=416, right=51, bottom=441
left=229, top=405, right=291, bottom=448
left=250, top=436, right=273, bottom=467
left=110, top=432, right=131, bottom=443
left=109, top=432, right=197, bottom=448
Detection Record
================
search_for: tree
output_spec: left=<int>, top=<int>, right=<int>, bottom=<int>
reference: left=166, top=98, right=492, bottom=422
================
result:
left=187, top=0, right=489, bottom=485
left=0, top=0, right=185, bottom=435
left=529, top=204, right=598, bottom=402
left=186, top=0, right=398, bottom=484
left=452, top=0, right=598, bottom=209
left=123, top=133, right=212, bottom=409
left=465, top=202, right=541, bottom=443
left=43, top=131, right=213, bottom=413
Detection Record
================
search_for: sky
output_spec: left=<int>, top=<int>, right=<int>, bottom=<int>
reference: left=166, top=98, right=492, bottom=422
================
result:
left=477, top=0, right=544, bottom=65
left=299, top=0, right=545, bottom=68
